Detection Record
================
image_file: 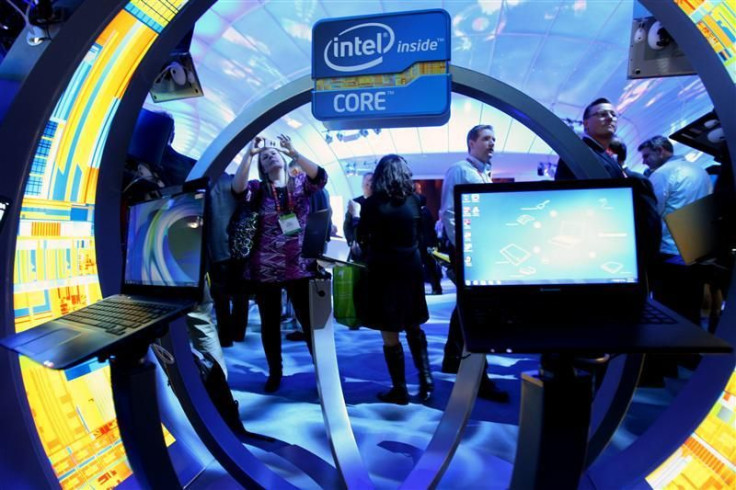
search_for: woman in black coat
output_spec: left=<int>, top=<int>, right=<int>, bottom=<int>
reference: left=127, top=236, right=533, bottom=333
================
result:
left=357, top=154, right=433, bottom=404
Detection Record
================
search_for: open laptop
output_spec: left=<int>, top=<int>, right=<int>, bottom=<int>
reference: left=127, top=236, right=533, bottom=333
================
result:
left=0, top=186, right=207, bottom=369
left=302, top=209, right=366, bottom=268
left=454, top=179, right=731, bottom=355
left=302, top=209, right=333, bottom=259
left=664, top=194, right=720, bottom=265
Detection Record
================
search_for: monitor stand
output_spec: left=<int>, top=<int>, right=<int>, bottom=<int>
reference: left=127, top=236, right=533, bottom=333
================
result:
left=510, top=353, right=594, bottom=489
left=109, top=337, right=181, bottom=489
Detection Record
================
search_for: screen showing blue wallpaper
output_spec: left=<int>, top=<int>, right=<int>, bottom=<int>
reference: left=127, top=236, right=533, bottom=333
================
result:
left=460, top=187, right=638, bottom=286
left=124, top=191, right=205, bottom=287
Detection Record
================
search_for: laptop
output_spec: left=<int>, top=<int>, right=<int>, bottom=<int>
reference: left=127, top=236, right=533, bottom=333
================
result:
left=454, top=179, right=731, bottom=355
left=664, top=194, right=720, bottom=265
left=302, top=209, right=333, bottom=259
left=0, top=186, right=208, bottom=369
left=302, top=209, right=366, bottom=268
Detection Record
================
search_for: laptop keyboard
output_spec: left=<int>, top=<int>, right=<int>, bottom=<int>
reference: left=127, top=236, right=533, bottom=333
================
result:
left=64, top=298, right=178, bottom=336
left=639, top=302, right=677, bottom=325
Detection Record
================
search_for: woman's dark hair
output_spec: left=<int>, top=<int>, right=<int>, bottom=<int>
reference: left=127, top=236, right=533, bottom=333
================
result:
left=371, top=154, right=414, bottom=202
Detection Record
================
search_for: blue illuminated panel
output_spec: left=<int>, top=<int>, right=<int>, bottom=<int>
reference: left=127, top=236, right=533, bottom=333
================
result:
left=312, top=9, right=451, bottom=129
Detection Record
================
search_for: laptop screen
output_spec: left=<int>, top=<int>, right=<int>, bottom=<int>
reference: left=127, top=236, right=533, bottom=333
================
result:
left=302, top=209, right=331, bottom=259
left=124, top=190, right=206, bottom=288
left=457, top=182, right=639, bottom=288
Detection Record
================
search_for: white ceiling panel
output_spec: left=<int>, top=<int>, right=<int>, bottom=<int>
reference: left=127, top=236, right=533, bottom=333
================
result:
left=148, top=0, right=715, bottom=180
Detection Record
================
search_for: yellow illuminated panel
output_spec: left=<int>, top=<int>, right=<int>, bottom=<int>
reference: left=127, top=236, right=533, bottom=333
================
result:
left=675, top=0, right=736, bottom=83
left=315, top=61, right=447, bottom=90
left=647, top=370, right=736, bottom=488
left=13, top=1, right=187, bottom=487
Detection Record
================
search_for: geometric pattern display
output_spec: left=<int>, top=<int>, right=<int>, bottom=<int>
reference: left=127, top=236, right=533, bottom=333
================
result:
left=12, top=1, right=186, bottom=487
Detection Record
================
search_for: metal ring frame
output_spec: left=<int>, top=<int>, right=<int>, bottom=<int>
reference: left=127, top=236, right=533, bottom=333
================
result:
left=0, top=1, right=733, bottom=488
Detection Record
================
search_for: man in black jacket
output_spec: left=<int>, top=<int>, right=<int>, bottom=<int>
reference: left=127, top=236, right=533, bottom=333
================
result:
left=343, top=172, right=373, bottom=259
left=556, top=98, right=660, bottom=266
left=556, top=97, right=662, bottom=387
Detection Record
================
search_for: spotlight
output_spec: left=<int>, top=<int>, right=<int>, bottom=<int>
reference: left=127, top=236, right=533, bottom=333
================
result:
left=325, top=133, right=333, bottom=144
left=26, top=25, right=48, bottom=46
left=373, top=128, right=381, bottom=135
left=149, top=31, right=203, bottom=103
left=336, top=132, right=344, bottom=142
left=359, top=128, right=369, bottom=138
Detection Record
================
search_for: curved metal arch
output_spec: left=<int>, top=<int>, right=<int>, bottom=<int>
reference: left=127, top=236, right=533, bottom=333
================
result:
left=190, top=66, right=611, bottom=181
left=0, top=0, right=732, bottom=487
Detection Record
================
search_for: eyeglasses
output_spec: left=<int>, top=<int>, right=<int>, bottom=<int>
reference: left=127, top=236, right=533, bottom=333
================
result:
left=589, top=110, right=618, bottom=119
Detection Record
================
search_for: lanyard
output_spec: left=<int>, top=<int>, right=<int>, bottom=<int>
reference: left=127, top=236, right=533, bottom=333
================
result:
left=270, top=183, right=293, bottom=214
left=467, top=158, right=491, bottom=183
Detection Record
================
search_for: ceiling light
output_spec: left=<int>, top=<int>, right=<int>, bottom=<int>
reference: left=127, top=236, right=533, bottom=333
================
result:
left=336, top=132, right=344, bottom=142
left=26, top=25, right=48, bottom=46
left=325, top=133, right=333, bottom=144
left=284, top=115, right=302, bottom=129
left=359, top=129, right=369, bottom=137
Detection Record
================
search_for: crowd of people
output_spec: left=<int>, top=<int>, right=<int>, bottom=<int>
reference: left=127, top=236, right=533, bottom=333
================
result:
left=182, top=94, right=724, bottom=408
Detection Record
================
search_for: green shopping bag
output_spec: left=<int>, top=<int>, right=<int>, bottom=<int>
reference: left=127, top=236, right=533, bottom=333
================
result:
left=332, top=265, right=363, bottom=328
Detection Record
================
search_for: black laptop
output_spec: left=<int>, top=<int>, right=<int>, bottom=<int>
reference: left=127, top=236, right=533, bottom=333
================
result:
left=302, top=209, right=332, bottom=259
left=0, top=187, right=207, bottom=369
left=454, top=179, right=731, bottom=355
left=302, top=209, right=366, bottom=268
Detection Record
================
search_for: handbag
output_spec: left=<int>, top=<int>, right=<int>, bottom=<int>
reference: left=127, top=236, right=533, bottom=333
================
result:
left=228, top=186, right=262, bottom=260
left=332, top=264, right=364, bottom=328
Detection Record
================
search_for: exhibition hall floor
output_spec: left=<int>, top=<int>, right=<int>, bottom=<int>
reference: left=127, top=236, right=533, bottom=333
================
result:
left=187, top=279, right=684, bottom=489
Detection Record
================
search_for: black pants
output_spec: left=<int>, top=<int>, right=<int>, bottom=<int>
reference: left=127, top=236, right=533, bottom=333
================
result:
left=443, top=243, right=465, bottom=363
left=651, top=254, right=704, bottom=325
left=210, top=259, right=250, bottom=344
left=255, top=278, right=314, bottom=374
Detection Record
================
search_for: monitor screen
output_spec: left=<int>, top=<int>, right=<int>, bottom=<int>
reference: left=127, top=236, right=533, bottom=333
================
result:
left=124, top=191, right=205, bottom=287
left=459, top=186, right=639, bottom=287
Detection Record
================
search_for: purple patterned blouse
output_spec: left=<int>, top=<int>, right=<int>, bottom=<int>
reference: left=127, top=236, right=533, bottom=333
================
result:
left=240, top=168, right=327, bottom=283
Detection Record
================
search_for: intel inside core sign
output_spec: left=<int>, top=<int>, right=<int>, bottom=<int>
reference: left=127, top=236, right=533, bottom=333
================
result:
left=312, top=9, right=451, bottom=130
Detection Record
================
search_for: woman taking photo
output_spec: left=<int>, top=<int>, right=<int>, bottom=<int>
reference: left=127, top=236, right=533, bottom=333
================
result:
left=232, top=135, right=327, bottom=393
left=357, top=154, right=433, bottom=404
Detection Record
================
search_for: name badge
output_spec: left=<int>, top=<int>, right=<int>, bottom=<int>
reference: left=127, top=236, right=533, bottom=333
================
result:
left=278, top=213, right=301, bottom=236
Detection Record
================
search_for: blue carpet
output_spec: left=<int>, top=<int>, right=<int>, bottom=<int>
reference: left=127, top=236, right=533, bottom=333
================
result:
left=187, top=278, right=676, bottom=488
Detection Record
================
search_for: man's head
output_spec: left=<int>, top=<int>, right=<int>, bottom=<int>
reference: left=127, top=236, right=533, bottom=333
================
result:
left=288, top=159, right=302, bottom=177
left=582, top=98, right=618, bottom=147
left=467, top=124, right=495, bottom=163
left=637, top=135, right=674, bottom=171
left=362, top=172, right=374, bottom=198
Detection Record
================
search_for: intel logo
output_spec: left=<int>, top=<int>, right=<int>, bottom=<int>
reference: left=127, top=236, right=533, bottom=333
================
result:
left=324, top=22, right=395, bottom=73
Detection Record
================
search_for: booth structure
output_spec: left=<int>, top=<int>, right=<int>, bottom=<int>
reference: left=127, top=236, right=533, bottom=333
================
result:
left=0, top=1, right=734, bottom=489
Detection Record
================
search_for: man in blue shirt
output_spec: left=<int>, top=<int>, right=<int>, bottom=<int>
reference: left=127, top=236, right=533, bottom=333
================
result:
left=639, top=135, right=712, bottom=324
left=439, top=124, right=509, bottom=403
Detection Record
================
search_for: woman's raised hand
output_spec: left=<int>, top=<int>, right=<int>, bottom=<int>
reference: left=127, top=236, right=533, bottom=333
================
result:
left=277, top=134, right=299, bottom=160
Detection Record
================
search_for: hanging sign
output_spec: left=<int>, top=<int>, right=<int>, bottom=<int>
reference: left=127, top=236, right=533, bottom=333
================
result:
left=312, top=9, right=451, bottom=129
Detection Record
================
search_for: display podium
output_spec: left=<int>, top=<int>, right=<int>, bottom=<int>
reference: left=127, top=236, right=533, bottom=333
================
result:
left=109, top=339, right=182, bottom=489
left=0, top=320, right=186, bottom=489
left=505, top=322, right=732, bottom=490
